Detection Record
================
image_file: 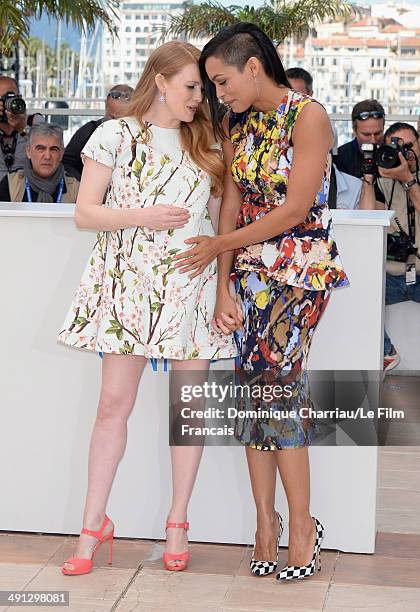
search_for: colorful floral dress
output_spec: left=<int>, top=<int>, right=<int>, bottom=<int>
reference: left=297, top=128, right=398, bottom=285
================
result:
left=229, top=90, right=349, bottom=291
left=58, top=117, right=237, bottom=361
left=229, top=90, right=349, bottom=449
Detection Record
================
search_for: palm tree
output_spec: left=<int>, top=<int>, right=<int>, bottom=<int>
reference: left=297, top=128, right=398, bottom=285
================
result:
left=0, top=0, right=118, bottom=55
left=162, top=0, right=358, bottom=43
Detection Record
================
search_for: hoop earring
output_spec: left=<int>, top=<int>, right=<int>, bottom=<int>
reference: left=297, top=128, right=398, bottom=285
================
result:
left=159, top=93, right=166, bottom=103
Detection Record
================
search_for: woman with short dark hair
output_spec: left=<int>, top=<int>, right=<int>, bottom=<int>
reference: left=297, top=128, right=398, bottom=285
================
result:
left=175, top=22, right=349, bottom=581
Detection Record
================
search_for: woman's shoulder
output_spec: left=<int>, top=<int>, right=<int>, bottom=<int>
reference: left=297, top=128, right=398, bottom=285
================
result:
left=95, top=116, right=142, bottom=139
left=287, top=90, right=326, bottom=116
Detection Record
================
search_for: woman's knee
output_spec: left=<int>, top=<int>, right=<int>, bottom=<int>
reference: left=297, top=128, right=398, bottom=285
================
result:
left=96, top=387, right=135, bottom=422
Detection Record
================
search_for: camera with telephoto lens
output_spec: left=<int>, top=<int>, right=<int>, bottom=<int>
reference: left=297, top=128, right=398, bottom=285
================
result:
left=361, top=137, right=412, bottom=176
left=0, top=92, right=26, bottom=123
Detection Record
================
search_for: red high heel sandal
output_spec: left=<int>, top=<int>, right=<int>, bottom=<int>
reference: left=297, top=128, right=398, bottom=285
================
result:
left=61, top=514, right=114, bottom=576
left=163, top=521, right=189, bottom=572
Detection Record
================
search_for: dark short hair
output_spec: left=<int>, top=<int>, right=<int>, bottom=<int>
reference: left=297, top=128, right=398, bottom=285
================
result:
left=199, top=22, right=290, bottom=138
left=109, top=83, right=134, bottom=94
left=351, top=99, right=385, bottom=125
left=285, top=67, right=313, bottom=92
left=384, top=122, right=419, bottom=141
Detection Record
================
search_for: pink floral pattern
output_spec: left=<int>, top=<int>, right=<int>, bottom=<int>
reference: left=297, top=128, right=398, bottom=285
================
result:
left=58, top=117, right=237, bottom=359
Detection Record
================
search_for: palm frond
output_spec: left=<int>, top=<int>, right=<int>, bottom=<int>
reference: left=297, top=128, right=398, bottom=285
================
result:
left=0, top=0, right=119, bottom=55
left=163, top=0, right=359, bottom=44
left=161, top=2, right=240, bottom=40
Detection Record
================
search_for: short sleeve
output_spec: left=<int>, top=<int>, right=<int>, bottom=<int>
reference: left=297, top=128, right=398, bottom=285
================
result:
left=81, top=119, right=121, bottom=168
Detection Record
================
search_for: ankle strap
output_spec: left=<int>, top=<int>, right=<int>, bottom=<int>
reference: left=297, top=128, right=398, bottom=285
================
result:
left=81, top=514, right=110, bottom=538
left=166, top=521, right=189, bottom=531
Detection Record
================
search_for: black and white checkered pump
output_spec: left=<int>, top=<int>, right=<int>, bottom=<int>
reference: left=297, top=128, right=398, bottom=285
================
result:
left=276, top=517, right=324, bottom=582
left=250, top=512, right=283, bottom=577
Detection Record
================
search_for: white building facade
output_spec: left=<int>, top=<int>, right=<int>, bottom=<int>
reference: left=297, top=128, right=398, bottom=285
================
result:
left=280, top=18, right=420, bottom=117
left=102, top=0, right=185, bottom=88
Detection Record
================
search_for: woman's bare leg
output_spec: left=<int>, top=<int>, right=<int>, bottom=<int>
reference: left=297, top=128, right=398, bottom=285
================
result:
left=275, top=447, right=316, bottom=566
left=245, top=447, right=279, bottom=559
left=62, top=353, right=147, bottom=570
left=164, top=358, right=209, bottom=568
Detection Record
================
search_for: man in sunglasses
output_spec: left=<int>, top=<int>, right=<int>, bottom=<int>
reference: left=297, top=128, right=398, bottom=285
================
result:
left=359, top=122, right=420, bottom=373
left=63, top=84, right=133, bottom=180
left=334, top=99, right=386, bottom=205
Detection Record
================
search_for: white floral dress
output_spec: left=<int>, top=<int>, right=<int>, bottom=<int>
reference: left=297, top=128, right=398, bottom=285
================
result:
left=58, top=117, right=237, bottom=360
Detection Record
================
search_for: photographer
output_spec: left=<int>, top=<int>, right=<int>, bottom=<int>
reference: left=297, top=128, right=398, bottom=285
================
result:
left=0, top=76, right=44, bottom=181
left=359, top=123, right=420, bottom=373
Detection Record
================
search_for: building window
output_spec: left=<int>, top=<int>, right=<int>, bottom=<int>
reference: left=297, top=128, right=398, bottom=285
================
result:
left=401, top=76, right=416, bottom=84
left=332, top=58, right=337, bottom=65
left=125, top=27, right=131, bottom=32
left=136, top=26, right=141, bottom=32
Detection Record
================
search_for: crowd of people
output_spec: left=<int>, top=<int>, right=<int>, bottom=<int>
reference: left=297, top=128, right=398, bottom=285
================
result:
left=0, top=76, right=134, bottom=202
left=1, top=54, right=419, bottom=371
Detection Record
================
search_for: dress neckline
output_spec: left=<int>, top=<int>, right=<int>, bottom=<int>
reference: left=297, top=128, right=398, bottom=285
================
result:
left=249, top=89, right=292, bottom=116
left=143, top=119, right=180, bottom=131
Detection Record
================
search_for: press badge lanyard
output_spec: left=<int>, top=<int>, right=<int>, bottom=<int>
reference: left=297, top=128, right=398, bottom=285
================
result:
left=25, top=177, right=65, bottom=203
left=385, top=181, right=418, bottom=285
left=405, top=190, right=417, bottom=285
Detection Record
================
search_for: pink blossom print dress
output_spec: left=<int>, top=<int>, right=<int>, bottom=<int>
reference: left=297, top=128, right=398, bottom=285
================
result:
left=58, top=117, right=237, bottom=360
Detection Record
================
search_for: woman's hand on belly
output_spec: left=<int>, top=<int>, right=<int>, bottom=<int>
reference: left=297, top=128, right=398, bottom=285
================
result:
left=141, top=204, right=190, bottom=231
left=174, top=234, right=222, bottom=278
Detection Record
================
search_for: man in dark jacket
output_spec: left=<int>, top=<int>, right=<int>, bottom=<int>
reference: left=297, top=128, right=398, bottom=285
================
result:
left=62, top=84, right=133, bottom=180
left=334, top=99, right=386, bottom=205
left=0, top=123, right=79, bottom=203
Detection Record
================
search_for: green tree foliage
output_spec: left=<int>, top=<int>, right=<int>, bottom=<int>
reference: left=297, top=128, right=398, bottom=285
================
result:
left=0, top=0, right=119, bottom=54
left=163, top=0, right=358, bottom=43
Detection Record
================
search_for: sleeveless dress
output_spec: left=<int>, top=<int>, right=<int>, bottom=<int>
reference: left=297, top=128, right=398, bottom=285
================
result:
left=58, top=117, right=237, bottom=361
left=229, top=90, right=349, bottom=450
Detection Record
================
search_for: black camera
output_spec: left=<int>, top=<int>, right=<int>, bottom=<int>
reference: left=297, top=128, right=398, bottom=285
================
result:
left=0, top=92, right=26, bottom=123
left=361, top=137, right=412, bottom=175
left=387, top=232, right=418, bottom=262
